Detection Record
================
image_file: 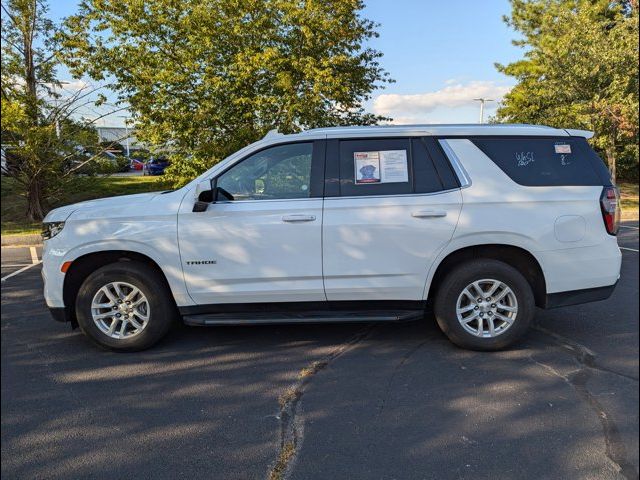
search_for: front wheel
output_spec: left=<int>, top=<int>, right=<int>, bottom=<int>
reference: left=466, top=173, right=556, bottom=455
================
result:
left=75, top=261, right=177, bottom=351
left=433, top=259, right=535, bottom=351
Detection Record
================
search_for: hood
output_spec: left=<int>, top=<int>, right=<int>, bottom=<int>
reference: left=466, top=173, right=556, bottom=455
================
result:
left=43, top=192, right=162, bottom=223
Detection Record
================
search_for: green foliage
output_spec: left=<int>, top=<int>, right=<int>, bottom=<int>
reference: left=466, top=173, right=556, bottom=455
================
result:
left=60, top=0, right=392, bottom=187
left=496, top=0, right=639, bottom=182
left=1, top=175, right=169, bottom=235
left=1, top=0, right=114, bottom=220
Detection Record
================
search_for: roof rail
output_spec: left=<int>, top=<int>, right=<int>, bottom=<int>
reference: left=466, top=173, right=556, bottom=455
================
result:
left=564, top=129, right=594, bottom=139
left=263, top=129, right=284, bottom=139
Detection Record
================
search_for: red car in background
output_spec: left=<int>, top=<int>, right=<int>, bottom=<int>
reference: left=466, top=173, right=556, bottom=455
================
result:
left=130, top=158, right=144, bottom=171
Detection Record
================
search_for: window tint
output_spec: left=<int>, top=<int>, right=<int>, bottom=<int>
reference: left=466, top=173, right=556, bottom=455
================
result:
left=412, top=138, right=447, bottom=193
left=471, top=137, right=605, bottom=186
left=217, top=143, right=313, bottom=200
left=338, top=138, right=413, bottom=197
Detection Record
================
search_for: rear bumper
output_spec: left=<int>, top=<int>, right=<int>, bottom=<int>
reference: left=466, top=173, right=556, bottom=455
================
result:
left=542, top=281, right=618, bottom=309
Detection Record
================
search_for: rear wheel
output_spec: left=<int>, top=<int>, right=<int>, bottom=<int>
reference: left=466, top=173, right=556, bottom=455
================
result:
left=75, top=261, right=176, bottom=351
left=434, top=259, right=534, bottom=350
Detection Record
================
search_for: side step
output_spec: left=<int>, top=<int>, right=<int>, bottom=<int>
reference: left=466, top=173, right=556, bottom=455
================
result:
left=183, top=310, right=423, bottom=326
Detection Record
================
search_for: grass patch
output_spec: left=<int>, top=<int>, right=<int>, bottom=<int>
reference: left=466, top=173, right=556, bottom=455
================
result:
left=619, top=183, right=639, bottom=221
left=1, top=175, right=171, bottom=236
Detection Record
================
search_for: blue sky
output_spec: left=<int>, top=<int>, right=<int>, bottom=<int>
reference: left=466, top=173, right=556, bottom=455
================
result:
left=48, top=0, right=523, bottom=126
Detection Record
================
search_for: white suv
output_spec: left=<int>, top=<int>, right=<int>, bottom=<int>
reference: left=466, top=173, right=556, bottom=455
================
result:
left=41, top=124, right=622, bottom=352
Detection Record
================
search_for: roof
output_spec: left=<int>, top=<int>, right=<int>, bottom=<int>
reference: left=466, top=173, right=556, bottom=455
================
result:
left=96, top=126, right=144, bottom=148
left=264, top=124, right=593, bottom=140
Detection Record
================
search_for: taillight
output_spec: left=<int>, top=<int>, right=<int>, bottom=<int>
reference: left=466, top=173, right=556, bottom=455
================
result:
left=600, top=186, right=620, bottom=235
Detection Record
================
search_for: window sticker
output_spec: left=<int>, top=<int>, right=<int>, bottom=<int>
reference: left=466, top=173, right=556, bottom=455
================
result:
left=380, top=150, right=409, bottom=183
left=354, top=150, right=408, bottom=184
left=554, top=144, right=572, bottom=154
left=354, top=151, right=381, bottom=184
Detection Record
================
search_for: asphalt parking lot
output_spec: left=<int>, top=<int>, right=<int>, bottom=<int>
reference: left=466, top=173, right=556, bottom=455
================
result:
left=1, top=224, right=638, bottom=480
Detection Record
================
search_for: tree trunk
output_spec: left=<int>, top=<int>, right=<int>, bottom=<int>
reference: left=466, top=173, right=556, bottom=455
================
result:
left=605, top=146, right=617, bottom=184
left=26, top=178, right=45, bottom=222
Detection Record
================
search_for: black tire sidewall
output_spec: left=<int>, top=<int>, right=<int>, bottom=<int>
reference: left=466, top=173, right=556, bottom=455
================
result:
left=434, top=259, right=535, bottom=351
left=75, top=262, right=175, bottom=351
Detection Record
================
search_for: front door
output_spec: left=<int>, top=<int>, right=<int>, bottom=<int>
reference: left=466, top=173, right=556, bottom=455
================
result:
left=178, top=141, right=326, bottom=305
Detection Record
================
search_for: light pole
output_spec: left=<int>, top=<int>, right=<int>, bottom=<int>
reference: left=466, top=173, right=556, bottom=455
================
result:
left=473, top=98, right=494, bottom=124
left=39, top=81, right=70, bottom=137
left=118, top=116, right=131, bottom=157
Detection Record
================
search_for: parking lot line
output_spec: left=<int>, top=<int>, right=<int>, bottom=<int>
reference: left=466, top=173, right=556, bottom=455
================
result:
left=620, top=247, right=639, bottom=253
left=620, top=225, right=639, bottom=230
left=30, top=246, right=39, bottom=264
left=1, top=262, right=41, bottom=283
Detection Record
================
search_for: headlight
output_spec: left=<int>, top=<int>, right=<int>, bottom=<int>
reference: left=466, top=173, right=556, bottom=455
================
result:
left=42, top=222, right=65, bottom=240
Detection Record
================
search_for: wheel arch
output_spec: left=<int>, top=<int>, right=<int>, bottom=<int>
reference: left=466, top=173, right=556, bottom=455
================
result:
left=426, top=244, right=547, bottom=307
left=63, top=250, right=175, bottom=327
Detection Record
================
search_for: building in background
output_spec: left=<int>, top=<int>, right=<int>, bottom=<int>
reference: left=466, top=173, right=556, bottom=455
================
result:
left=96, top=126, right=145, bottom=156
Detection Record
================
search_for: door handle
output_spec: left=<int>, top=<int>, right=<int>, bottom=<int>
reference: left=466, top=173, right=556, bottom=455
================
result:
left=412, top=210, right=447, bottom=218
left=282, top=214, right=316, bottom=222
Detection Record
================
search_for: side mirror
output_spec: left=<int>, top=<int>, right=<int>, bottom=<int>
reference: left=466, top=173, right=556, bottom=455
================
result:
left=192, top=180, right=213, bottom=212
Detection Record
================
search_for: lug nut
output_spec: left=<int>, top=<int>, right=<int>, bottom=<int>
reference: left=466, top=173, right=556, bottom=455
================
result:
left=491, top=304, right=496, bottom=308
left=488, top=312, right=493, bottom=316
left=116, top=313, right=121, bottom=318
left=486, top=297, right=491, bottom=302
left=474, top=306, right=479, bottom=310
left=479, top=312, right=484, bottom=317
left=477, top=298, right=482, bottom=303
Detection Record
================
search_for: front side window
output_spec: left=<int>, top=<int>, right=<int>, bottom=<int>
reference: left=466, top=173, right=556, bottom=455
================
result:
left=217, top=143, right=313, bottom=201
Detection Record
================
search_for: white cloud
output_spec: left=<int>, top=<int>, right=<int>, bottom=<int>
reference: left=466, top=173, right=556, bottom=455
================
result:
left=373, top=80, right=512, bottom=124
left=60, top=79, right=91, bottom=91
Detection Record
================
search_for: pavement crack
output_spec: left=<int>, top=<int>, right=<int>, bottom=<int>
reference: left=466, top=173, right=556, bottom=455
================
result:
left=266, top=325, right=376, bottom=480
left=377, top=339, right=427, bottom=416
left=531, top=326, right=638, bottom=479
left=533, top=326, right=639, bottom=382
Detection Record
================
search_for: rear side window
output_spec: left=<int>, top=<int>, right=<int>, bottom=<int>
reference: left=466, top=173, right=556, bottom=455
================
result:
left=338, top=138, right=414, bottom=197
left=333, top=137, right=452, bottom=197
left=471, top=137, right=609, bottom=186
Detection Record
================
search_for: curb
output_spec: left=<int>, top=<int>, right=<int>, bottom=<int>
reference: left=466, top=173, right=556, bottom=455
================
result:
left=1, top=234, right=43, bottom=247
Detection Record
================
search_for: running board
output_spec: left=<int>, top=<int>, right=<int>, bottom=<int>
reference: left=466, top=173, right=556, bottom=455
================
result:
left=182, top=310, right=423, bottom=326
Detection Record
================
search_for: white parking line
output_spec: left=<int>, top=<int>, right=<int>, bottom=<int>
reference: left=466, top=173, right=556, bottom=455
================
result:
left=620, top=247, right=639, bottom=253
left=1, top=261, right=42, bottom=282
left=30, top=246, right=39, bottom=264
left=620, top=225, right=639, bottom=230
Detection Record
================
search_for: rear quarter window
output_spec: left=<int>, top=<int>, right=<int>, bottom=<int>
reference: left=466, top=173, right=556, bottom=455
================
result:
left=470, top=137, right=610, bottom=186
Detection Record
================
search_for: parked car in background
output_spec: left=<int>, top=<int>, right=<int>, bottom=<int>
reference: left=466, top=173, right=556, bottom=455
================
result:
left=143, top=157, right=170, bottom=175
left=41, top=124, right=621, bottom=352
left=130, top=158, right=144, bottom=171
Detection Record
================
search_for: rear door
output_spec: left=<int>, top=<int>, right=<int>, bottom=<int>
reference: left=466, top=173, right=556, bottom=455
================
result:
left=322, top=137, right=462, bottom=301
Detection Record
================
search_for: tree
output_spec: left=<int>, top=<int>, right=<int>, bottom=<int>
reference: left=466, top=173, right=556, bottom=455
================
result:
left=1, top=0, right=121, bottom=221
left=495, top=0, right=638, bottom=182
left=60, top=0, right=393, bottom=186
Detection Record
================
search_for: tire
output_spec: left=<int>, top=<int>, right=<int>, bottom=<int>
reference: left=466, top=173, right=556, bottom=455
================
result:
left=75, top=261, right=177, bottom=352
left=433, top=259, right=535, bottom=351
